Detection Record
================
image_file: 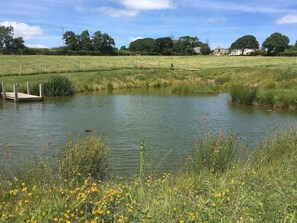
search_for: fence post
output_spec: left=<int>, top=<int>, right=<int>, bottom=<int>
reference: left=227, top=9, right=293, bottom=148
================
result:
left=39, top=84, right=44, bottom=100
left=1, top=81, right=6, bottom=100
left=26, top=81, right=31, bottom=95
left=14, top=83, right=19, bottom=103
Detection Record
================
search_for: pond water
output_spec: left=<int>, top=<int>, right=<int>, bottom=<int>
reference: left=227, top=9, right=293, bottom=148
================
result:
left=1, top=89, right=297, bottom=177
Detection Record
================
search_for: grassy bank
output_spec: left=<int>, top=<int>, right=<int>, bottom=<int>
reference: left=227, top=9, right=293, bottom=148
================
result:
left=0, top=128, right=296, bottom=222
left=1, top=55, right=297, bottom=108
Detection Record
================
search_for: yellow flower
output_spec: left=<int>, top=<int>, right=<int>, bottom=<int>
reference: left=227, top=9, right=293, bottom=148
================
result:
left=53, top=218, right=58, bottom=222
left=28, top=193, right=33, bottom=197
left=118, top=215, right=125, bottom=223
left=214, top=193, right=222, bottom=198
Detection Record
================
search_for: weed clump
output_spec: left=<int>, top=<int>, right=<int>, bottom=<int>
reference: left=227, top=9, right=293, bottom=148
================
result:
left=44, top=75, right=74, bottom=96
left=193, top=131, right=241, bottom=174
left=230, top=85, right=257, bottom=105
left=58, top=135, right=110, bottom=181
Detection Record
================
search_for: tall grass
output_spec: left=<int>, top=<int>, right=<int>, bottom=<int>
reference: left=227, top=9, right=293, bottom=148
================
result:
left=58, top=135, right=110, bottom=181
left=193, top=131, right=241, bottom=174
left=44, top=75, right=75, bottom=96
left=0, top=129, right=296, bottom=222
left=230, top=85, right=258, bottom=105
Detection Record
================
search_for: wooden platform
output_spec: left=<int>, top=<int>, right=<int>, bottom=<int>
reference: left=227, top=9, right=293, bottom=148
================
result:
left=1, top=81, right=44, bottom=103
left=3, top=92, right=43, bottom=102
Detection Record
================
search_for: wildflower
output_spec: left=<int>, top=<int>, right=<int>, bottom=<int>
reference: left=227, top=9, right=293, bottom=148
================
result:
left=22, top=187, right=28, bottom=192
left=214, top=193, right=222, bottom=198
left=118, top=215, right=125, bottom=223
left=28, top=192, right=33, bottom=197
left=9, top=189, right=18, bottom=195
left=53, top=218, right=58, bottom=222
left=211, top=203, right=217, bottom=207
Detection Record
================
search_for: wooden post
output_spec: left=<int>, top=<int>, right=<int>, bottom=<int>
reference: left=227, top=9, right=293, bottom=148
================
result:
left=39, top=84, right=44, bottom=100
left=1, top=81, right=6, bottom=100
left=14, top=83, right=19, bottom=103
left=26, top=81, right=31, bottom=95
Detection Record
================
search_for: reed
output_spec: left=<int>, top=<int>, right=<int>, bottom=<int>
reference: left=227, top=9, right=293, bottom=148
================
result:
left=193, top=131, right=241, bottom=174
left=230, top=85, right=258, bottom=105
left=44, top=75, right=74, bottom=96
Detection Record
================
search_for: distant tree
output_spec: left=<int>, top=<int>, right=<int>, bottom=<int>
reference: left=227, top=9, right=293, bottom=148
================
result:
left=0, top=25, right=26, bottom=54
left=200, top=43, right=211, bottom=55
left=129, top=38, right=157, bottom=55
left=62, top=30, right=115, bottom=55
left=5, top=36, right=25, bottom=53
left=63, top=31, right=79, bottom=51
left=230, top=35, right=259, bottom=55
left=262, top=32, right=289, bottom=55
left=174, top=36, right=201, bottom=55
left=155, top=37, right=173, bottom=55
left=0, top=25, right=14, bottom=48
left=101, top=33, right=115, bottom=55
left=79, top=30, right=93, bottom=51
left=295, top=40, right=297, bottom=48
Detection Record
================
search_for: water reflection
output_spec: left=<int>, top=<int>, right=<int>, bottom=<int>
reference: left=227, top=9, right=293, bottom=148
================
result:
left=1, top=90, right=297, bottom=177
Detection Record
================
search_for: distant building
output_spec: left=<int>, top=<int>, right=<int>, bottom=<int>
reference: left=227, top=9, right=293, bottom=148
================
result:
left=212, top=47, right=229, bottom=55
left=229, top=49, right=256, bottom=56
left=193, top=47, right=201, bottom=54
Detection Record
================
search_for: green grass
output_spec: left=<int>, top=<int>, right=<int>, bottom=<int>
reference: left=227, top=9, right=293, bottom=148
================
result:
left=0, top=128, right=296, bottom=222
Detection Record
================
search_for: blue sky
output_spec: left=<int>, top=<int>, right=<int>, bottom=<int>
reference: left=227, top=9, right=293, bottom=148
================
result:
left=1, top=0, right=297, bottom=49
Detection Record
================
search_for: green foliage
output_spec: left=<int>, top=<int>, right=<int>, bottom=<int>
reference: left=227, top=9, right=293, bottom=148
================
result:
left=62, top=30, right=115, bottom=55
left=230, top=35, right=259, bottom=55
left=0, top=25, right=25, bottom=54
left=252, top=127, right=297, bottom=167
left=262, top=32, right=290, bottom=55
left=44, top=75, right=74, bottom=96
left=230, top=85, right=258, bottom=105
left=58, top=135, right=110, bottom=181
left=193, top=132, right=240, bottom=174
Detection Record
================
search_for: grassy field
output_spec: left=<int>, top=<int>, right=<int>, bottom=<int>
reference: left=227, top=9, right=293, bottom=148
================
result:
left=0, top=55, right=297, bottom=76
left=1, top=55, right=297, bottom=108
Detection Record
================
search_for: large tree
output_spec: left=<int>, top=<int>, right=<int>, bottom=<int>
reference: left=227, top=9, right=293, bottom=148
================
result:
left=155, top=37, right=173, bottom=55
left=174, top=36, right=201, bottom=55
left=0, top=25, right=25, bottom=53
left=62, top=31, right=79, bottom=51
left=129, top=38, right=157, bottom=55
left=262, top=32, right=290, bottom=55
left=62, top=30, right=115, bottom=54
left=230, top=35, right=259, bottom=55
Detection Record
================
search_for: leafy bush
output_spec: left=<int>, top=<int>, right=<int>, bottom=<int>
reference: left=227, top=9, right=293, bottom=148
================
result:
left=44, top=75, right=75, bottom=96
left=230, top=85, right=257, bottom=105
left=58, top=135, right=110, bottom=181
left=193, top=131, right=241, bottom=174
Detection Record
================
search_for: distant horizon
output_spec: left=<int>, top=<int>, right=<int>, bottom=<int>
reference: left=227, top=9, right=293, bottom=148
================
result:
left=1, top=0, right=297, bottom=49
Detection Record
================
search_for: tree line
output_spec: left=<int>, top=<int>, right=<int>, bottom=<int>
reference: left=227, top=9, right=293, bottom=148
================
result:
left=1, top=24, right=297, bottom=56
left=229, top=32, right=296, bottom=56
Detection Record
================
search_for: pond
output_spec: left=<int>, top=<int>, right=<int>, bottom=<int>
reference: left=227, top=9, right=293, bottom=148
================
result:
left=1, top=89, right=297, bottom=177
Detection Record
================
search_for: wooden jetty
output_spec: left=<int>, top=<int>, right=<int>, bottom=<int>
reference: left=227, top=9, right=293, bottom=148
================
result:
left=1, top=81, right=44, bottom=103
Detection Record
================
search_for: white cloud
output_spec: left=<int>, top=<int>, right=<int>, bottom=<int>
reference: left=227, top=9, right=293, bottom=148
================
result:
left=276, top=14, right=297, bottom=24
left=93, top=7, right=138, bottom=18
left=0, top=21, right=43, bottom=40
left=207, top=17, right=226, bottom=23
left=121, top=0, right=173, bottom=10
left=27, top=44, right=48, bottom=48
left=129, top=36, right=144, bottom=43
